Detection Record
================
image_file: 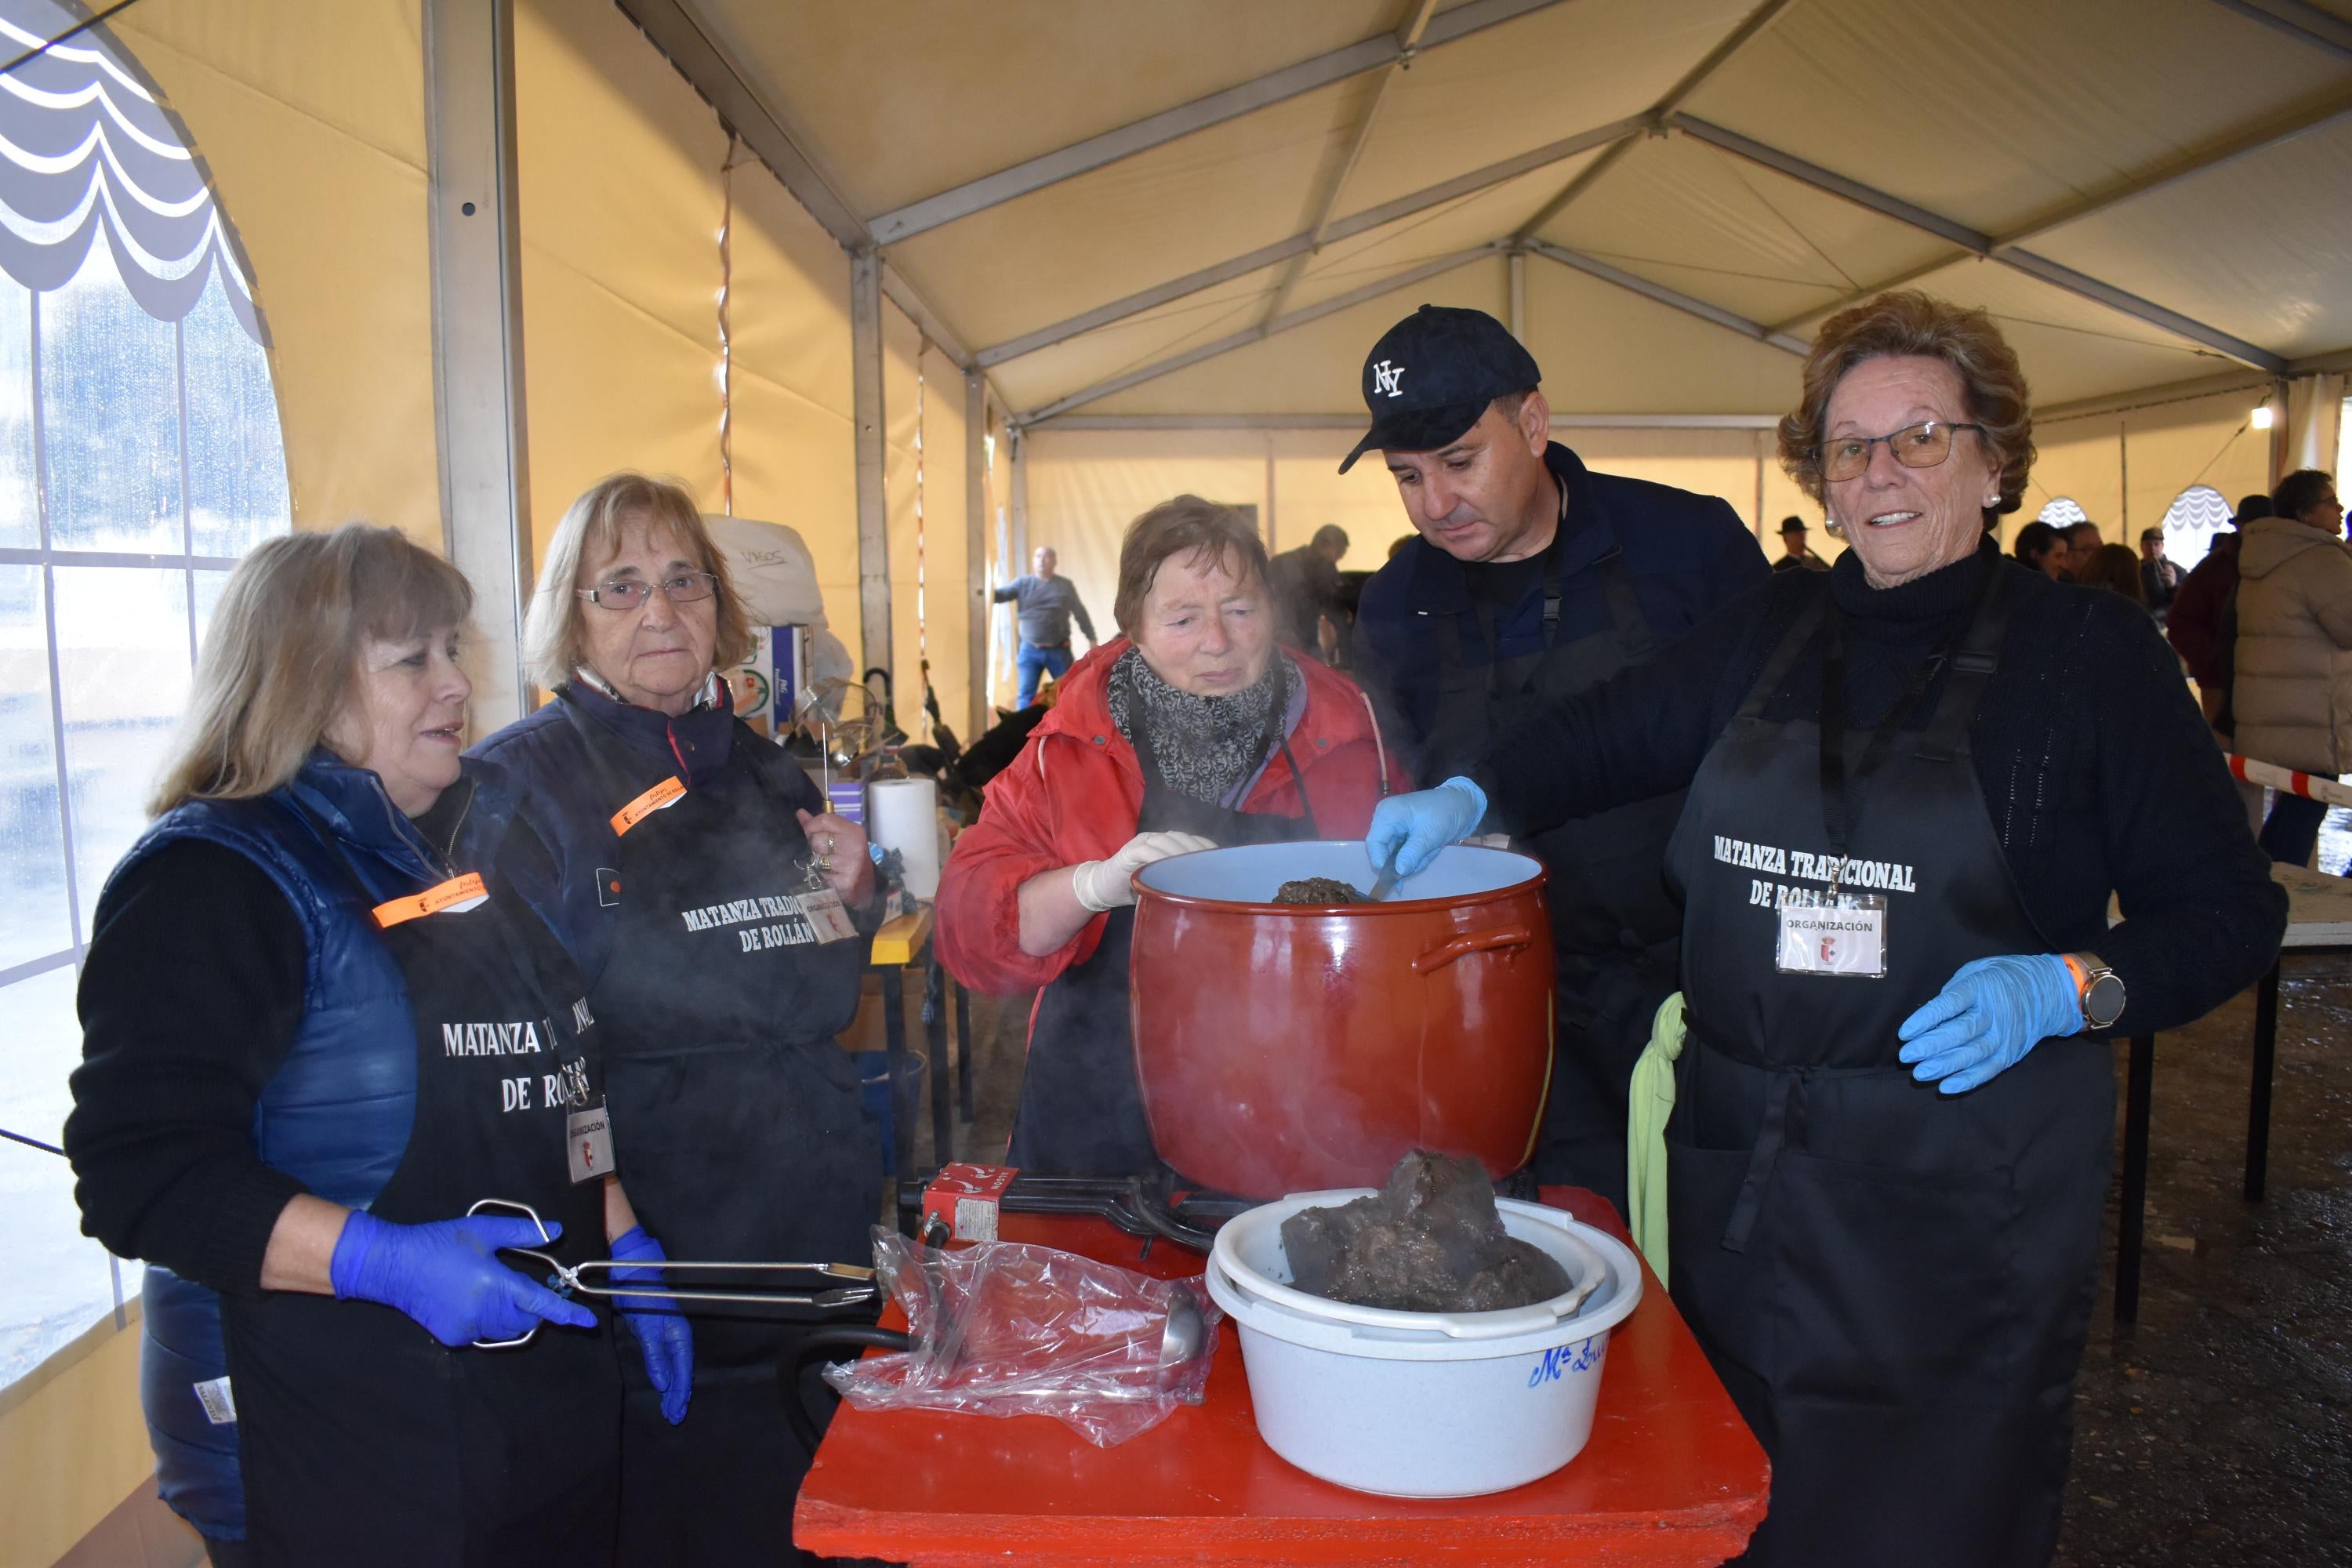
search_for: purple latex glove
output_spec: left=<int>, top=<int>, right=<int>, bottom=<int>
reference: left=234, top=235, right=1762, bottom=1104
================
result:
left=329, top=1211, right=593, bottom=1347
left=610, top=1225, right=694, bottom=1425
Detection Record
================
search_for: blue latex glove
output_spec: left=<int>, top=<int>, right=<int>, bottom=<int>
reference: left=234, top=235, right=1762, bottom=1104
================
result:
left=609, top=1225, right=694, bottom=1425
left=1896, top=953, right=2082, bottom=1095
left=328, top=1211, right=594, bottom=1347
left=1364, top=776, right=1488, bottom=880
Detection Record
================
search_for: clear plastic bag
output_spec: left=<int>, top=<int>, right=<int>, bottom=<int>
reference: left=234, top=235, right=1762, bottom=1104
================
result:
left=822, top=1226, right=1222, bottom=1447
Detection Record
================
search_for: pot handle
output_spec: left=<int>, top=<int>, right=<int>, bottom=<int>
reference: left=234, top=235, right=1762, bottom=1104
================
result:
left=1410, top=924, right=1536, bottom=975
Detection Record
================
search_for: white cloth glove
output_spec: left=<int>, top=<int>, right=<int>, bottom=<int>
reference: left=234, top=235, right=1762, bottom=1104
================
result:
left=1071, top=831, right=1218, bottom=913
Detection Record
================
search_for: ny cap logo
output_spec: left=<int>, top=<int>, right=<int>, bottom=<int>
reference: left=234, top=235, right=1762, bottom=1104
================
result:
left=1371, top=359, right=1405, bottom=398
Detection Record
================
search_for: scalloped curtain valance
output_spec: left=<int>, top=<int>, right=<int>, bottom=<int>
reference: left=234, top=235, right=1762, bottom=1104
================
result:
left=0, top=0, right=263, bottom=342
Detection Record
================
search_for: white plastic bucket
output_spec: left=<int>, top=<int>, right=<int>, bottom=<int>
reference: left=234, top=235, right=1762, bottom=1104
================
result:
left=1204, top=1191, right=1644, bottom=1498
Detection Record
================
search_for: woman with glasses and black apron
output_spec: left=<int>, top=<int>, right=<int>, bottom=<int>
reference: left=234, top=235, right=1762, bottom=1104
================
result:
left=938, top=495, right=1405, bottom=1179
left=473, top=474, right=883, bottom=1565
left=1366, top=296, right=2285, bottom=1565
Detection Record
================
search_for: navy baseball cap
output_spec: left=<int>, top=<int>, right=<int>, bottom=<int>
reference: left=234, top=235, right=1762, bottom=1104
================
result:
left=1338, top=303, right=1541, bottom=474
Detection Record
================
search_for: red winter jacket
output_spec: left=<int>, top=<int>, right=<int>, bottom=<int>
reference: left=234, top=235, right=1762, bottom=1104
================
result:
left=936, top=641, right=1407, bottom=995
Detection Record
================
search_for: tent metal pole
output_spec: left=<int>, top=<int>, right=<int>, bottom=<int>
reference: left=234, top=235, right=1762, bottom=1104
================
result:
left=2205, top=0, right=2352, bottom=62
left=1521, top=241, right=1809, bottom=355
left=971, top=115, right=1643, bottom=369
left=866, top=0, right=1573, bottom=244
left=1508, top=250, right=1526, bottom=342
left=1025, top=412, right=1783, bottom=432
left=1010, top=430, right=1029, bottom=578
left=1018, top=245, right=1501, bottom=426
left=1770, top=86, right=2352, bottom=335
left=964, top=370, right=989, bottom=738
left=851, top=249, right=891, bottom=681
left=1670, top=114, right=2288, bottom=374
left=424, top=0, right=533, bottom=729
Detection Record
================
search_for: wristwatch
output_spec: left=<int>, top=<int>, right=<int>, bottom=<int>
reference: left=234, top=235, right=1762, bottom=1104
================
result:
left=2062, top=953, right=2126, bottom=1030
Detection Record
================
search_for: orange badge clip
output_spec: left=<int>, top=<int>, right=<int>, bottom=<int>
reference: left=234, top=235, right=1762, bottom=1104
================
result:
left=374, top=873, right=488, bottom=930
left=610, top=776, right=687, bottom=836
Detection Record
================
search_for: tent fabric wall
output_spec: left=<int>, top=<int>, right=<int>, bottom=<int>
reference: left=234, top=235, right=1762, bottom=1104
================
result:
left=2026, top=387, right=2276, bottom=554
left=880, top=303, right=971, bottom=744
left=113, top=0, right=438, bottom=543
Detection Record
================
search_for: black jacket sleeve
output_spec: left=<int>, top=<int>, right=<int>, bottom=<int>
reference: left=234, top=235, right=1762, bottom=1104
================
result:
left=2079, top=597, right=2285, bottom=1033
left=66, top=841, right=310, bottom=1295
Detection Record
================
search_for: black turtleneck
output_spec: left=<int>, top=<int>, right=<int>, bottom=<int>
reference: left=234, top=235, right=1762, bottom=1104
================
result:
left=1470, top=536, right=2285, bottom=1037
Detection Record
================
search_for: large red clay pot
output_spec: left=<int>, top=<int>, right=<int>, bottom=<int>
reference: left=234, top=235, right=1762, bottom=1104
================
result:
left=1128, top=841, right=1553, bottom=1197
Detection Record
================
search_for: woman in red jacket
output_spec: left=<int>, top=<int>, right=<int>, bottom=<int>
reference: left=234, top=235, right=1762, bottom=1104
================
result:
left=938, top=495, right=1405, bottom=1176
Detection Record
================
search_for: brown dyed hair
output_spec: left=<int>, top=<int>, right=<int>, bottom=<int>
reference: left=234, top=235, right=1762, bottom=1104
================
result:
left=152, top=525, right=474, bottom=815
left=1112, top=495, right=1271, bottom=635
left=1777, top=291, right=2034, bottom=530
left=524, top=472, right=753, bottom=690
left=2082, top=543, right=2147, bottom=604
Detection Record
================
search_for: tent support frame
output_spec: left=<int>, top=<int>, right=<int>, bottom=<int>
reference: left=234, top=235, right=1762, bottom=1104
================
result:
left=424, top=0, right=533, bottom=730
left=851, top=250, right=891, bottom=679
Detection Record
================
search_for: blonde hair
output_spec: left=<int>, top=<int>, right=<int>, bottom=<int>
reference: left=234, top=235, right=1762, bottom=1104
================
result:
left=151, top=525, right=474, bottom=815
left=1113, top=495, right=1269, bottom=635
left=1777, top=291, right=2035, bottom=528
left=523, top=472, right=753, bottom=691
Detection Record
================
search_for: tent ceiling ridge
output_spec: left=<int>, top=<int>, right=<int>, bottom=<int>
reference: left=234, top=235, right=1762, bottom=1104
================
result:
left=2206, top=0, right=2352, bottom=62
left=972, top=114, right=1649, bottom=370
left=866, top=0, right=1576, bottom=246
left=1512, top=0, right=1796, bottom=241
left=1667, top=114, right=2289, bottom=373
left=1014, top=242, right=1504, bottom=427
left=1519, top=239, right=1809, bottom=355
left=1027, top=412, right=1785, bottom=432
left=1768, top=85, right=2352, bottom=335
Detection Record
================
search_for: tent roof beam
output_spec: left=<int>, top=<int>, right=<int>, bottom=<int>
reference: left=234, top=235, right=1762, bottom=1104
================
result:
left=617, top=0, right=988, bottom=372
left=1033, top=412, right=1782, bottom=431
left=868, top=0, right=1575, bottom=245
left=1016, top=244, right=1503, bottom=427
left=1669, top=114, right=2289, bottom=374
left=2205, top=0, right=2352, bottom=63
left=1769, top=85, right=2352, bottom=334
left=972, top=115, right=1646, bottom=369
left=1260, top=0, right=1443, bottom=326
left=1513, top=0, right=1796, bottom=241
left=1520, top=241, right=1809, bottom=355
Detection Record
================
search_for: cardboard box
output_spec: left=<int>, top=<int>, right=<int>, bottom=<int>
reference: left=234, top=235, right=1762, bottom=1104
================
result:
left=725, top=625, right=811, bottom=735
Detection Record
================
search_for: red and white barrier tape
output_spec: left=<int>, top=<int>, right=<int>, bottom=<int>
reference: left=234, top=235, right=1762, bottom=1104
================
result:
left=2227, top=754, right=2352, bottom=808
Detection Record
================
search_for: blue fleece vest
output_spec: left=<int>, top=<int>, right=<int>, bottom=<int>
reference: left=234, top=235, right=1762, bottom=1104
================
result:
left=124, top=756, right=469, bottom=1541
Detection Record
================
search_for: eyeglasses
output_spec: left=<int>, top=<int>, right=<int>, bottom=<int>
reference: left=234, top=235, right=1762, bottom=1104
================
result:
left=1813, top=420, right=1986, bottom=483
left=576, top=572, right=718, bottom=611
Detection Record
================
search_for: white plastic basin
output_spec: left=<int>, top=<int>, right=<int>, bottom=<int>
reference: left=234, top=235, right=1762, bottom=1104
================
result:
left=1204, top=1191, right=1644, bottom=1498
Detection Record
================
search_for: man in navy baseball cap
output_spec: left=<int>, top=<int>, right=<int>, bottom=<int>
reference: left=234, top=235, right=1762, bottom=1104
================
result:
left=1346, top=302, right=1769, bottom=1214
left=1339, top=303, right=1542, bottom=474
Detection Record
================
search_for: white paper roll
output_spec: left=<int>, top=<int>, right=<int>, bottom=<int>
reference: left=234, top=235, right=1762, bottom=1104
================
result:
left=866, top=777, right=942, bottom=899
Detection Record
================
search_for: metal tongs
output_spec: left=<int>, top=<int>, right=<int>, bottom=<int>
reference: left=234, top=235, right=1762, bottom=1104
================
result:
left=468, top=1199, right=877, bottom=1349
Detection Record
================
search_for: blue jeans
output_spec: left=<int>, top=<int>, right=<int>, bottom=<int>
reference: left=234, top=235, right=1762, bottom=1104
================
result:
left=2258, top=789, right=2328, bottom=869
left=1016, top=641, right=1073, bottom=707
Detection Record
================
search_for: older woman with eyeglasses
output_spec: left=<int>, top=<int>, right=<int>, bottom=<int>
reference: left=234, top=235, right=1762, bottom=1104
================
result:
left=1368, top=293, right=2284, bottom=1566
left=471, top=472, right=880, bottom=1567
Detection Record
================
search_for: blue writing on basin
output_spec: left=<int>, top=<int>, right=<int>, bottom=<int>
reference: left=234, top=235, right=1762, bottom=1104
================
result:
left=1526, top=1335, right=1603, bottom=1388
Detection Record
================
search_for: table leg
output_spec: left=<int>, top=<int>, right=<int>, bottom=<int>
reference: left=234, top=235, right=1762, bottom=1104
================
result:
left=924, top=956, right=953, bottom=1165
left=953, top=978, right=975, bottom=1123
left=2115, top=1034, right=2153, bottom=1326
left=2246, top=957, right=2281, bottom=1202
left=880, top=967, right=910, bottom=1178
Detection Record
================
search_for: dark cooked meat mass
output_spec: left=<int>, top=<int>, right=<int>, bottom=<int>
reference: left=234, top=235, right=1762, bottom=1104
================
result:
left=1272, top=877, right=1366, bottom=906
left=1279, top=1150, right=1571, bottom=1312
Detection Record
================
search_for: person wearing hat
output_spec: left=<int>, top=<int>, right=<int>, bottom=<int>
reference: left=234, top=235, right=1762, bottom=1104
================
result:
left=1772, top=516, right=1831, bottom=573
left=2137, top=526, right=2180, bottom=623
left=1347, top=305, right=1769, bottom=1217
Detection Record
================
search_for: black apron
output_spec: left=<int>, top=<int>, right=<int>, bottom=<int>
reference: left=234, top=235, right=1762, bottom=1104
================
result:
left=1661, top=568, right=2112, bottom=1567
left=227, top=808, right=621, bottom=1568
left=1007, top=677, right=1318, bottom=1179
left=557, top=695, right=880, bottom=1568
left=1424, top=524, right=1683, bottom=1211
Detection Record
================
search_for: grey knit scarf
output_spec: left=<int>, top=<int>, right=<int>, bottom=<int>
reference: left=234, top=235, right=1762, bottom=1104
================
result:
left=1108, top=646, right=1291, bottom=806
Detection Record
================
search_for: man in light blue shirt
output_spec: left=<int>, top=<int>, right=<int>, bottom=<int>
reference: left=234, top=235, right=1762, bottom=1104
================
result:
left=994, top=546, right=1098, bottom=706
